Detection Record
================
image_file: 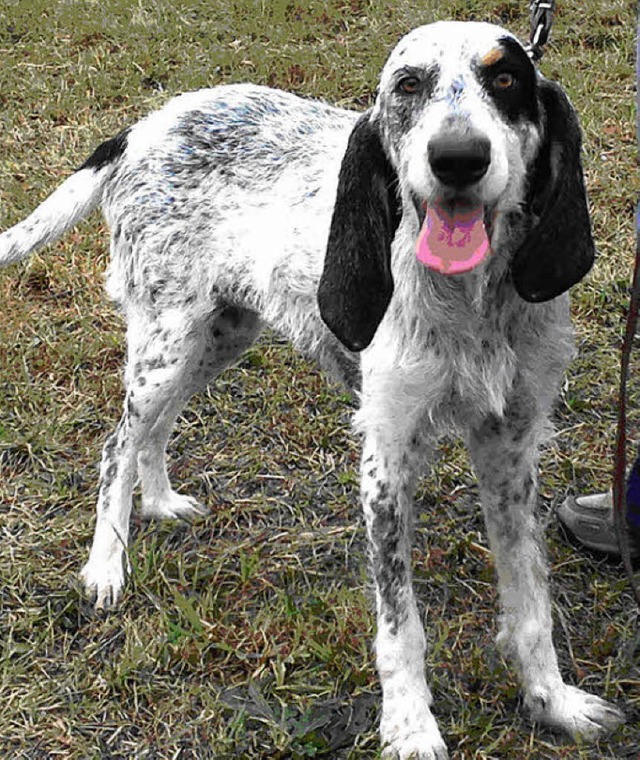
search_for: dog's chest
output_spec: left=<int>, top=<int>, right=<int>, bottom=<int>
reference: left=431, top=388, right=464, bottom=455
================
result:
left=425, top=307, right=521, bottom=426
left=360, top=280, right=536, bottom=434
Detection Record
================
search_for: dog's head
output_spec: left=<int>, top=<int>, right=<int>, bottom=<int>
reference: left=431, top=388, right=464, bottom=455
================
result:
left=318, top=21, right=595, bottom=351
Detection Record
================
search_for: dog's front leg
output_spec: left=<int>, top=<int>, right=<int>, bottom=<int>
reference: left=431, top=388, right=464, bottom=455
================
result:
left=360, top=432, right=448, bottom=760
left=467, top=400, right=624, bottom=742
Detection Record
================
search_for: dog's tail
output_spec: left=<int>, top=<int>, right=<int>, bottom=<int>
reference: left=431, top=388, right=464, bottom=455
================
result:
left=0, top=128, right=130, bottom=267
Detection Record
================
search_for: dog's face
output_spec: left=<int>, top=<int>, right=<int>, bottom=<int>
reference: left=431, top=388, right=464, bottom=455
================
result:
left=318, top=21, right=595, bottom=352
left=375, top=22, right=540, bottom=217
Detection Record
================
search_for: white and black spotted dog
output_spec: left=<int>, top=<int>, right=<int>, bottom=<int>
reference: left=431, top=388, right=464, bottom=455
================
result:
left=0, top=21, right=624, bottom=759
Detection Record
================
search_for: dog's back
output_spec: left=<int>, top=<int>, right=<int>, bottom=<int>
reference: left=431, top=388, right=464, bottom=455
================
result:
left=0, top=85, right=355, bottom=320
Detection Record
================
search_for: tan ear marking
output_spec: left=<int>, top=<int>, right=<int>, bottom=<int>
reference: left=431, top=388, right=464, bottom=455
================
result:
left=481, top=47, right=504, bottom=66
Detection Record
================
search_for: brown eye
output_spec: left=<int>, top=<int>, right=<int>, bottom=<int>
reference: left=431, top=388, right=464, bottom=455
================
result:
left=493, top=71, right=515, bottom=90
left=397, top=76, right=421, bottom=95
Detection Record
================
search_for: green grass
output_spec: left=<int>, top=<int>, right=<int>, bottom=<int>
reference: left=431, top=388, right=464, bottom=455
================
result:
left=0, top=0, right=638, bottom=757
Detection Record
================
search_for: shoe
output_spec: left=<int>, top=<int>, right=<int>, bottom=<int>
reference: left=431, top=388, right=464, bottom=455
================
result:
left=558, top=491, right=640, bottom=559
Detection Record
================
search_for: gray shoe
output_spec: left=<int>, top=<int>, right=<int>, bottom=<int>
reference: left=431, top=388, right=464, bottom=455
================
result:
left=558, top=491, right=640, bottom=558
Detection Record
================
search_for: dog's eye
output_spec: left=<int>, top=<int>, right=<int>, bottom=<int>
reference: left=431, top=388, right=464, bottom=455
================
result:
left=397, top=76, right=421, bottom=95
left=493, top=71, right=516, bottom=90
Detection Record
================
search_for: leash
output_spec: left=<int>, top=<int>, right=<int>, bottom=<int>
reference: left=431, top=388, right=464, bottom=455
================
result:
left=613, top=223, right=640, bottom=607
left=525, top=0, right=555, bottom=61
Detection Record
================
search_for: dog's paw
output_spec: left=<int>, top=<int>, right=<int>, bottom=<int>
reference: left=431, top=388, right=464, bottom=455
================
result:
left=80, top=550, right=130, bottom=611
left=381, top=731, right=449, bottom=760
left=381, top=706, right=448, bottom=760
left=526, top=684, right=624, bottom=741
left=139, top=491, right=208, bottom=521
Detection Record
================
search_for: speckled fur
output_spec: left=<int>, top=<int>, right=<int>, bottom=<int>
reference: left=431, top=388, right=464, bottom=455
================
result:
left=0, top=21, right=623, bottom=759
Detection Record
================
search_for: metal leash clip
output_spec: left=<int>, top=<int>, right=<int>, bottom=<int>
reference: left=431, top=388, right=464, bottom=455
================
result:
left=525, top=0, right=555, bottom=61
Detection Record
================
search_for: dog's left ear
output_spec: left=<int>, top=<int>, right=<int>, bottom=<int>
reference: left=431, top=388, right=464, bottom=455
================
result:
left=512, top=79, right=595, bottom=302
left=318, top=110, right=401, bottom=352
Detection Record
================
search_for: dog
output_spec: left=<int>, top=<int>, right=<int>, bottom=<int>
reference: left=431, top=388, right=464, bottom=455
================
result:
left=0, top=20, right=624, bottom=759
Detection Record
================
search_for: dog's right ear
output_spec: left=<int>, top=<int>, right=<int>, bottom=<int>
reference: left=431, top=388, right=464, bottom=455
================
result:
left=317, top=110, right=401, bottom=352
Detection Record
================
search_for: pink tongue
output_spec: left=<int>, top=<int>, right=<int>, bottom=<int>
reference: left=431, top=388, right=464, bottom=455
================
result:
left=415, top=202, right=490, bottom=275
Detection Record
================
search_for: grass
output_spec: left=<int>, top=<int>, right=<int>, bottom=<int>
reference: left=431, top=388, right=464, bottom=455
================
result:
left=0, top=0, right=638, bottom=757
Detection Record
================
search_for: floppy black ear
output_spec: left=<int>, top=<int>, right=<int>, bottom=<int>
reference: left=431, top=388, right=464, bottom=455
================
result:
left=317, top=110, right=401, bottom=351
left=512, top=79, right=595, bottom=302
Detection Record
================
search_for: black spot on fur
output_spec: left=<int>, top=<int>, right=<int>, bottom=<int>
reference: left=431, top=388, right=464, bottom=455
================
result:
left=102, top=431, right=118, bottom=458
left=79, top=127, right=130, bottom=172
left=98, top=431, right=120, bottom=491
left=127, top=397, right=140, bottom=419
left=522, top=473, right=534, bottom=501
left=149, top=280, right=168, bottom=304
left=103, top=462, right=118, bottom=488
left=146, top=355, right=167, bottom=371
left=376, top=481, right=390, bottom=501
left=368, top=493, right=409, bottom=635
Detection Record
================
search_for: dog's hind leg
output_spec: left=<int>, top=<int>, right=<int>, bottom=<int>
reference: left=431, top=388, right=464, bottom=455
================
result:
left=81, top=303, right=261, bottom=610
left=137, top=305, right=262, bottom=520
left=467, top=394, right=624, bottom=742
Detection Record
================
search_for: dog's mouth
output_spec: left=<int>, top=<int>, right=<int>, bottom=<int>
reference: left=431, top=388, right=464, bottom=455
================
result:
left=413, top=195, right=492, bottom=276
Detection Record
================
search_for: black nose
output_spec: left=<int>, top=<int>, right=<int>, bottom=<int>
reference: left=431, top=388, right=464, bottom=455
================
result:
left=428, top=133, right=491, bottom=189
